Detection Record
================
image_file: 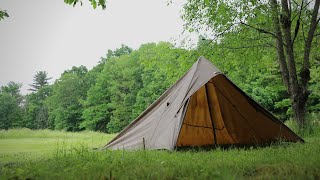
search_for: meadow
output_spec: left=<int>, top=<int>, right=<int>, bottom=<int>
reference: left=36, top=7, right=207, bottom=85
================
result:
left=0, top=125, right=320, bottom=180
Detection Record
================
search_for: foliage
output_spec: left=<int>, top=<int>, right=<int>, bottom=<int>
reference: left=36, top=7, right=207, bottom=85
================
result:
left=0, top=81, right=23, bottom=104
left=0, top=82, right=23, bottom=129
left=2, top=40, right=320, bottom=132
left=24, top=86, right=53, bottom=129
left=100, top=44, right=133, bottom=62
left=105, top=55, right=143, bottom=132
left=81, top=45, right=134, bottom=132
left=0, top=93, right=22, bottom=129
left=28, top=71, right=52, bottom=92
left=46, top=67, right=89, bottom=131
left=82, top=42, right=198, bottom=133
left=24, top=71, right=52, bottom=129
left=64, top=0, right=107, bottom=9
left=0, top=10, right=9, bottom=21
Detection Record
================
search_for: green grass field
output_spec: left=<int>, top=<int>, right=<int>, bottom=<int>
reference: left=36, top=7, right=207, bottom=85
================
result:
left=0, top=127, right=320, bottom=179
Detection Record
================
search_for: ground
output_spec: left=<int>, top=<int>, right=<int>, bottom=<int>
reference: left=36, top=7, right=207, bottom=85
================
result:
left=0, top=128, right=319, bottom=179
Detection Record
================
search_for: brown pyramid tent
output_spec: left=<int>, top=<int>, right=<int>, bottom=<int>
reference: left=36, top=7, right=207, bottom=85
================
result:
left=103, top=57, right=303, bottom=150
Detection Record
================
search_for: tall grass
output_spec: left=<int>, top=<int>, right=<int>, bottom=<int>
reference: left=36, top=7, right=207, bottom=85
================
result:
left=0, top=126, right=319, bottom=179
left=285, top=113, right=320, bottom=138
left=0, top=128, right=115, bottom=139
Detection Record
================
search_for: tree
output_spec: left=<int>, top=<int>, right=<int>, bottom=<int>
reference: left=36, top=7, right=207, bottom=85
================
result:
left=100, top=44, right=133, bottom=63
left=105, top=54, right=143, bottom=133
left=0, top=82, right=23, bottom=129
left=24, top=86, right=53, bottom=129
left=1, top=81, right=23, bottom=104
left=182, top=0, right=320, bottom=128
left=28, top=71, right=52, bottom=92
left=82, top=45, right=134, bottom=132
left=0, top=93, right=21, bottom=129
left=25, top=71, right=52, bottom=129
left=46, top=67, right=88, bottom=131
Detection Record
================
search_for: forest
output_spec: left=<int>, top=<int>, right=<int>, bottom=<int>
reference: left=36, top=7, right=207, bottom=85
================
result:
left=0, top=38, right=319, bottom=133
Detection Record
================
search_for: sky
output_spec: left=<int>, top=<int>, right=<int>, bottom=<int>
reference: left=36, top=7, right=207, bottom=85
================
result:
left=0, top=0, right=193, bottom=94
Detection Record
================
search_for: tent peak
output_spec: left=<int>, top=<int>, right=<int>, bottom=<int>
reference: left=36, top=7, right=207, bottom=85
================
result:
left=194, top=56, right=222, bottom=75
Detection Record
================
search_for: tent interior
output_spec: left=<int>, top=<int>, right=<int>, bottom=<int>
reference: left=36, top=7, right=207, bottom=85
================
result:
left=176, top=74, right=300, bottom=147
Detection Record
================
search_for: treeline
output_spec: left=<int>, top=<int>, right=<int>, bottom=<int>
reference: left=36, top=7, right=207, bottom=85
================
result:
left=1, top=39, right=319, bottom=132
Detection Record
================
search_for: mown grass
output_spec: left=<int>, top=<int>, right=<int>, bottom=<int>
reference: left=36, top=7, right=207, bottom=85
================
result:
left=0, top=127, right=319, bottom=179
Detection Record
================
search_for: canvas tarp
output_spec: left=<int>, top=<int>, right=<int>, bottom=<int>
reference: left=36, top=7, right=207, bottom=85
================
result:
left=103, top=57, right=303, bottom=150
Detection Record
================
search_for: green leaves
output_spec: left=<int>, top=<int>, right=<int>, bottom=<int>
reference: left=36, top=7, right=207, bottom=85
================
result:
left=28, top=71, right=52, bottom=92
left=90, top=0, right=97, bottom=9
left=45, top=68, right=89, bottom=131
left=64, top=0, right=107, bottom=9
left=0, top=82, right=23, bottom=129
left=0, top=10, right=9, bottom=21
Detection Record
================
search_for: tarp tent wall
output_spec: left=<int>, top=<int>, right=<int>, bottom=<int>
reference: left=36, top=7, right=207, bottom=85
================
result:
left=103, top=57, right=303, bottom=150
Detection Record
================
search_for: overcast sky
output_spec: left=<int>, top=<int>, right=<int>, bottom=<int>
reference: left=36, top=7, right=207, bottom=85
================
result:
left=0, top=0, right=193, bottom=94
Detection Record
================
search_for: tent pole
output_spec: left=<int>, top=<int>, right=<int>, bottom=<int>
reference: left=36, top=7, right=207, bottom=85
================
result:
left=205, top=83, right=217, bottom=146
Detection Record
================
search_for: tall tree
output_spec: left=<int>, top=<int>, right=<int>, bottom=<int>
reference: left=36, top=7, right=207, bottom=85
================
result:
left=82, top=45, right=133, bottom=132
left=182, top=0, right=320, bottom=128
left=1, top=81, right=23, bottom=104
left=24, top=86, right=53, bottom=129
left=28, top=71, right=52, bottom=92
left=0, top=93, right=21, bottom=129
left=46, top=66, right=88, bottom=131
left=105, top=54, right=143, bottom=133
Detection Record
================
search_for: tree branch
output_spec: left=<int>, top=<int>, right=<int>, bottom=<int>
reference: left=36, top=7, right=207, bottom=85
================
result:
left=240, top=21, right=276, bottom=37
left=200, top=22, right=237, bottom=46
left=301, top=0, right=320, bottom=87
left=240, top=21, right=287, bottom=46
left=292, top=0, right=303, bottom=44
left=219, top=44, right=274, bottom=50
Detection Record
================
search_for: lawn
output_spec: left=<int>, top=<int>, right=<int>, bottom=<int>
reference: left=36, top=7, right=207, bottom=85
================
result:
left=0, top=128, right=319, bottom=179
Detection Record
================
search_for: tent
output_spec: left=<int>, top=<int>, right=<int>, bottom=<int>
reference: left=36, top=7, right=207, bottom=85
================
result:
left=103, top=57, right=303, bottom=150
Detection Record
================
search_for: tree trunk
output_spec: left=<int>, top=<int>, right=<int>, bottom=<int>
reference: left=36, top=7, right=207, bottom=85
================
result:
left=269, top=0, right=320, bottom=128
left=270, top=0, right=290, bottom=91
left=297, top=0, right=320, bottom=128
left=280, top=0, right=309, bottom=128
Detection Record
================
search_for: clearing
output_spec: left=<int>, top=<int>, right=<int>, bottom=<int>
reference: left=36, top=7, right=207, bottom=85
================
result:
left=0, top=128, right=319, bottom=179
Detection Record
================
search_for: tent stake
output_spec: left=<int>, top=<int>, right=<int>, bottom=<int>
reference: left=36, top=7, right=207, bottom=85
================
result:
left=205, top=83, right=218, bottom=146
left=143, top=137, right=146, bottom=150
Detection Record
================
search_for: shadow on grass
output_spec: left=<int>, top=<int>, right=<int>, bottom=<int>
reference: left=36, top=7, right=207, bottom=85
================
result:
left=175, top=140, right=304, bottom=152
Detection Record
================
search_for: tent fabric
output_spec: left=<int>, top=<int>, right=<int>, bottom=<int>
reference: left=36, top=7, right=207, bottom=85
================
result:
left=103, top=57, right=303, bottom=151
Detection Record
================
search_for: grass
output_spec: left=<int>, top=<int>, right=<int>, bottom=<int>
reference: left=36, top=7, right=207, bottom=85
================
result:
left=0, top=128, right=319, bottom=179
